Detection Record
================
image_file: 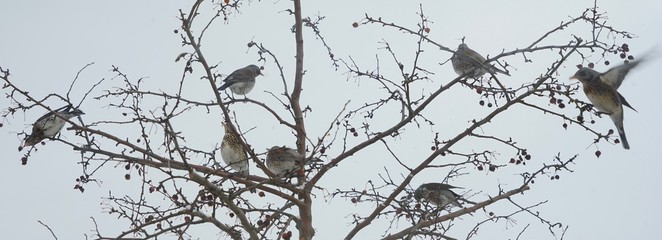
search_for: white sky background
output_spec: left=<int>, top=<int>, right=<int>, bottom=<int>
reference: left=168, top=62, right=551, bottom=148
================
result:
left=1, top=0, right=661, bottom=239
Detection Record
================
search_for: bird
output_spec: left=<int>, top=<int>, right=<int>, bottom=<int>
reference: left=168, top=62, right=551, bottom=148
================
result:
left=414, top=183, right=463, bottom=208
left=451, top=43, right=510, bottom=78
left=570, top=59, right=644, bottom=150
left=23, top=105, right=85, bottom=147
left=217, top=65, right=263, bottom=95
left=220, top=123, right=249, bottom=174
left=265, top=146, right=322, bottom=177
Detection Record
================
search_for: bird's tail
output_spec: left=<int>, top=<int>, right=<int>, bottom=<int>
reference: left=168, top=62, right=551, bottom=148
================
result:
left=618, top=128, right=630, bottom=150
left=305, top=157, right=324, bottom=165
left=612, top=114, right=630, bottom=149
left=22, top=135, right=37, bottom=147
left=490, top=66, right=510, bottom=76
left=217, top=82, right=231, bottom=91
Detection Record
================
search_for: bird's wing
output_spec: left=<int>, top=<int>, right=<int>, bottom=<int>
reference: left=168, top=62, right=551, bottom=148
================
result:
left=437, top=183, right=461, bottom=189
left=463, top=47, right=487, bottom=64
left=463, top=48, right=509, bottom=75
left=223, top=68, right=253, bottom=84
left=34, top=105, right=70, bottom=123
left=600, top=59, right=643, bottom=89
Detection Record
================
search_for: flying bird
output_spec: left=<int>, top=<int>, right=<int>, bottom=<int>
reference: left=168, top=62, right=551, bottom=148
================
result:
left=220, top=123, right=249, bottom=174
left=451, top=43, right=510, bottom=78
left=265, top=146, right=322, bottom=177
left=570, top=58, right=644, bottom=149
left=217, top=65, right=263, bottom=95
left=414, top=183, right=463, bottom=208
left=23, top=105, right=84, bottom=147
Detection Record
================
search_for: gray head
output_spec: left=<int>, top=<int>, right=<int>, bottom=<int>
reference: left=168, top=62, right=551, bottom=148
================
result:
left=413, top=186, right=425, bottom=201
left=457, top=43, right=469, bottom=52
left=246, top=65, right=262, bottom=76
left=65, top=108, right=85, bottom=118
left=414, top=183, right=458, bottom=200
left=570, top=67, right=599, bottom=82
left=54, top=107, right=84, bottom=120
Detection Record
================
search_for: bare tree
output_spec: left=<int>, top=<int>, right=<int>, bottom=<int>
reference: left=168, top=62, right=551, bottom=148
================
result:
left=1, top=0, right=638, bottom=239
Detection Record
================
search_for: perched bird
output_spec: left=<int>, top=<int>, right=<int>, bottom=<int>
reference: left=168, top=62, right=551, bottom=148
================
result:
left=451, top=43, right=510, bottom=78
left=217, top=65, right=263, bottom=95
left=220, top=123, right=249, bottom=174
left=265, top=146, right=321, bottom=177
left=414, top=183, right=462, bottom=208
left=570, top=59, right=644, bottom=150
left=23, top=105, right=84, bottom=147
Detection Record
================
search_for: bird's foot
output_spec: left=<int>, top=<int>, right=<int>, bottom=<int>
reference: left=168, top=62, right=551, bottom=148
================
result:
left=595, top=111, right=612, bottom=117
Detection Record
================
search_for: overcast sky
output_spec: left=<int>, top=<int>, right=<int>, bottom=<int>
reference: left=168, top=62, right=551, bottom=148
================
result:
left=1, top=0, right=662, bottom=239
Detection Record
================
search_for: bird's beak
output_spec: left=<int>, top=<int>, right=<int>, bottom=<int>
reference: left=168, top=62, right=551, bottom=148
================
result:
left=569, top=74, right=578, bottom=80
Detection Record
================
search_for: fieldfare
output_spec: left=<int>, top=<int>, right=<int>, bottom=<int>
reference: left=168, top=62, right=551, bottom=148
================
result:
left=220, top=123, right=249, bottom=174
left=570, top=59, right=644, bottom=149
left=265, top=146, right=321, bottom=177
left=23, top=105, right=84, bottom=147
left=451, top=43, right=510, bottom=78
left=217, top=65, right=262, bottom=95
left=414, top=183, right=463, bottom=208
